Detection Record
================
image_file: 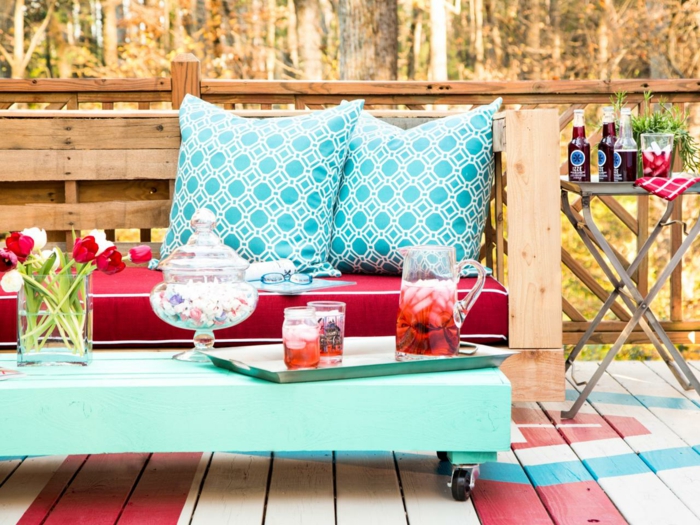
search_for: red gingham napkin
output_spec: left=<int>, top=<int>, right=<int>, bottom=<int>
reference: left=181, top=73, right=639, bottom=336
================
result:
left=634, top=177, right=700, bottom=201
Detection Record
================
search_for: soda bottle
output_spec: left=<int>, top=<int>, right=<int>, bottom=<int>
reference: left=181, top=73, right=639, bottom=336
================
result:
left=597, top=106, right=616, bottom=182
left=614, top=108, right=638, bottom=182
left=568, top=109, right=590, bottom=182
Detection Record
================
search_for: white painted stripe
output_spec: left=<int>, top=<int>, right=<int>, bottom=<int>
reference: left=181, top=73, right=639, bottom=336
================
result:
left=515, top=444, right=580, bottom=466
left=177, top=452, right=212, bottom=525
left=0, top=455, right=67, bottom=525
left=599, top=474, right=700, bottom=525
left=0, top=296, right=13, bottom=300
left=571, top=438, right=633, bottom=460
left=510, top=422, right=527, bottom=443
left=657, top=467, right=700, bottom=519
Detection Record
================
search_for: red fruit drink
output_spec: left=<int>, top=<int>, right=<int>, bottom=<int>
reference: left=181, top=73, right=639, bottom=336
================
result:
left=597, top=107, right=616, bottom=183
left=396, top=279, right=460, bottom=358
left=642, top=149, right=672, bottom=178
left=283, top=323, right=320, bottom=369
left=568, top=109, right=590, bottom=183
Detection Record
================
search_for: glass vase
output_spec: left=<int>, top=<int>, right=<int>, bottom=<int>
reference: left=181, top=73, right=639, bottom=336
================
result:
left=17, top=273, right=93, bottom=366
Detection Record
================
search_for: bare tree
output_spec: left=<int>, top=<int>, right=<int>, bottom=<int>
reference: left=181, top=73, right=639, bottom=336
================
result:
left=294, top=0, right=323, bottom=79
left=338, top=0, right=398, bottom=80
left=407, top=1, right=424, bottom=80
left=429, top=0, right=447, bottom=80
left=102, top=0, right=118, bottom=68
left=0, top=0, right=56, bottom=78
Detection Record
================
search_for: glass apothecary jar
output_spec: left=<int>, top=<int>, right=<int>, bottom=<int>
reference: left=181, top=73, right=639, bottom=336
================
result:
left=150, top=209, right=259, bottom=362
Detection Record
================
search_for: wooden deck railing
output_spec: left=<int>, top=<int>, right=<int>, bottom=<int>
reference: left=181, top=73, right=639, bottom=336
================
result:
left=2, top=54, right=699, bottom=348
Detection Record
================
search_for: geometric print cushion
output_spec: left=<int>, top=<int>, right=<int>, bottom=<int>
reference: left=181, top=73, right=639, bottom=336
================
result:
left=328, top=98, right=502, bottom=275
left=161, top=95, right=364, bottom=276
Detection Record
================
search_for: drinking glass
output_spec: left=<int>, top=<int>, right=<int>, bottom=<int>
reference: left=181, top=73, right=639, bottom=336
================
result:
left=308, top=301, right=346, bottom=365
left=641, top=133, right=674, bottom=178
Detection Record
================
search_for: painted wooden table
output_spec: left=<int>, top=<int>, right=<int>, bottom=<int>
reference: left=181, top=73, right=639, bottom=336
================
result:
left=0, top=350, right=511, bottom=500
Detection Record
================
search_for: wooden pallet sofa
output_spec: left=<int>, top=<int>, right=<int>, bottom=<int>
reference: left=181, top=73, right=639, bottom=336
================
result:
left=0, top=97, right=563, bottom=402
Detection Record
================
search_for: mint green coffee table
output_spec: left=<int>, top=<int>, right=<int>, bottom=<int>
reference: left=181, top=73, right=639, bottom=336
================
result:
left=0, top=350, right=511, bottom=501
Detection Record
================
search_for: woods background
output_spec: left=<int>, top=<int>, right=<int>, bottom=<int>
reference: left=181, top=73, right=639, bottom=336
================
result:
left=2, top=0, right=700, bottom=82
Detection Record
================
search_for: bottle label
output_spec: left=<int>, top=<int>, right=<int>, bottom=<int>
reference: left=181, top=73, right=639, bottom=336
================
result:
left=570, top=151, right=585, bottom=167
left=598, top=150, right=606, bottom=167
left=614, top=152, right=622, bottom=169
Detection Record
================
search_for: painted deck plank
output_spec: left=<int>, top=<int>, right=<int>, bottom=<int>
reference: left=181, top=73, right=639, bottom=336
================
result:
left=264, top=452, right=335, bottom=525
left=0, top=456, right=68, bottom=525
left=335, top=451, right=406, bottom=525
left=43, top=453, right=149, bottom=525
left=569, top=362, right=700, bottom=518
left=117, top=452, right=204, bottom=525
left=176, top=452, right=211, bottom=525
left=16, top=455, right=87, bottom=525
left=472, top=451, right=553, bottom=525
left=190, top=452, right=270, bottom=525
left=646, top=361, right=700, bottom=406
left=394, top=452, right=480, bottom=525
left=0, top=457, right=23, bottom=488
left=607, top=361, right=700, bottom=449
left=512, top=403, right=627, bottom=525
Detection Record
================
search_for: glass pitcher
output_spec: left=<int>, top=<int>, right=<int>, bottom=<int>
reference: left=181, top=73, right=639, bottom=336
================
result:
left=396, top=246, right=487, bottom=361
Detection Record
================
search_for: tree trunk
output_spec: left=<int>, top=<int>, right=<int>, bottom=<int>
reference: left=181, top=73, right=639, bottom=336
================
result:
left=12, top=0, right=24, bottom=78
left=294, top=0, right=323, bottom=79
left=287, top=0, right=299, bottom=74
left=266, top=0, right=276, bottom=79
left=597, top=11, right=609, bottom=79
left=102, top=0, right=119, bottom=68
left=550, top=0, right=561, bottom=78
left=429, top=0, right=447, bottom=80
left=525, top=0, right=540, bottom=79
left=487, top=0, right=503, bottom=69
left=407, top=2, right=423, bottom=80
left=338, top=0, right=398, bottom=80
left=474, top=0, right=484, bottom=78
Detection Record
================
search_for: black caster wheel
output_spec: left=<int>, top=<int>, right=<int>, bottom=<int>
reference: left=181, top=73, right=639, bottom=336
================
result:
left=449, top=466, right=479, bottom=501
left=437, top=451, right=449, bottom=462
left=450, top=469, right=470, bottom=501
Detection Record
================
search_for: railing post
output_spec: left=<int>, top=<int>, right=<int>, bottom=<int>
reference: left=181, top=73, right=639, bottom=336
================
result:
left=171, top=53, right=201, bottom=109
left=505, top=108, right=563, bottom=350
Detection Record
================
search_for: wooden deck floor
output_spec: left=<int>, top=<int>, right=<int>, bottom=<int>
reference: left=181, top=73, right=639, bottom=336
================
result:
left=2, top=360, right=700, bottom=525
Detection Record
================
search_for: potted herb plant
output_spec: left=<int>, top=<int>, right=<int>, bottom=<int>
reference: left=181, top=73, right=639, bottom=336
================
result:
left=613, top=91, right=700, bottom=175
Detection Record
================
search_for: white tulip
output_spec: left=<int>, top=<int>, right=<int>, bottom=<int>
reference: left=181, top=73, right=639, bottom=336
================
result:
left=1, top=270, right=24, bottom=293
left=87, top=229, right=115, bottom=256
left=21, top=227, right=47, bottom=251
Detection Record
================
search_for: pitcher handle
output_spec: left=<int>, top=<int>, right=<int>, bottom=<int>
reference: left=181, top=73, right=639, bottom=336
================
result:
left=454, top=259, right=487, bottom=328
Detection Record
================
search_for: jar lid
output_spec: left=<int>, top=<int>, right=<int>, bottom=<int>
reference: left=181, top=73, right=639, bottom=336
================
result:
left=284, top=306, right=316, bottom=319
left=158, top=208, right=250, bottom=272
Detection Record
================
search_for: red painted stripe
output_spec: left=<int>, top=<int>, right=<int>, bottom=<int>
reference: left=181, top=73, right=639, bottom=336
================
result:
left=603, top=415, right=652, bottom=438
left=537, top=481, right=627, bottom=525
left=550, top=413, right=620, bottom=445
left=118, top=453, right=203, bottom=525
left=17, top=455, right=88, bottom=525
left=472, top=479, right=553, bottom=525
left=43, top=453, right=149, bottom=525
left=512, top=407, right=567, bottom=450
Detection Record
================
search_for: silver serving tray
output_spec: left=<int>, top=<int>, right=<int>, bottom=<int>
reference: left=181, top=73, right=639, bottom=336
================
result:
left=204, top=336, right=515, bottom=383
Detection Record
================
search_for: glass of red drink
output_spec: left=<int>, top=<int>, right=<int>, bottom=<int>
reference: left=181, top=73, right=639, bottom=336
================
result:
left=641, top=133, right=674, bottom=178
left=396, top=246, right=486, bottom=361
left=308, top=301, right=345, bottom=365
left=282, top=306, right=320, bottom=369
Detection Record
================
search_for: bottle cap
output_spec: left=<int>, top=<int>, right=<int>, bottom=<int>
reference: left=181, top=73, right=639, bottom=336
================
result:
left=574, top=109, right=584, bottom=115
left=603, top=106, right=614, bottom=112
left=621, top=108, right=631, bottom=115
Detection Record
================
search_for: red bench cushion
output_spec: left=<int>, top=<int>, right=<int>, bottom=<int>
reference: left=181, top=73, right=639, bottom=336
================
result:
left=0, top=268, right=507, bottom=348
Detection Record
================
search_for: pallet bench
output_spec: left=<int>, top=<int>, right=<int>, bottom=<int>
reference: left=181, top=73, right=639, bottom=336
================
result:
left=0, top=106, right=563, bottom=402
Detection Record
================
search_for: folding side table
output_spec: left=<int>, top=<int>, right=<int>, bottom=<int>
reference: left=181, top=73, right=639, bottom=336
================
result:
left=561, top=180, right=700, bottom=419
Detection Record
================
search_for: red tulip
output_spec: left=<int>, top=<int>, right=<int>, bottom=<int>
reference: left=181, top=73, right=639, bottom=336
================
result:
left=96, top=246, right=125, bottom=275
left=128, top=245, right=152, bottom=264
left=72, top=236, right=100, bottom=264
left=5, top=232, right=34, bottom=263
left=0, top=248, right=18, bottom=273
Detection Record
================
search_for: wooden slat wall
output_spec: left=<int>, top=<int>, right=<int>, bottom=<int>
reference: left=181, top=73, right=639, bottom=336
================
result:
left=1, top=54, right=699, bottom=348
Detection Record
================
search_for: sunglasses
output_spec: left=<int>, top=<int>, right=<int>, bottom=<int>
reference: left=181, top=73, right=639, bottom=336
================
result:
left=260, top=272, right=313, bottom=285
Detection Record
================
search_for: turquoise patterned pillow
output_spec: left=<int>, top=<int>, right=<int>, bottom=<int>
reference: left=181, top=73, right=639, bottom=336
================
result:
left=162, top=96, right=364, bottom=276
left=328, top=98, right=502, bottom=275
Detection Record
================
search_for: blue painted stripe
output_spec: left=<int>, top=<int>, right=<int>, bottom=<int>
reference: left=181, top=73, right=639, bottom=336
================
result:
left=583, top=454, right=650, bottom=480
left=479, top=461, right=530, bottom=485
left=641, top=447, right=700, bottom=472
left=636, top=395, right=699, bottom=411
left=566, top=389, right=642, bottom=407
left=524, top=461, right=593, bottom=487
left=567, top=388, right=700, bottom=411
left=0, top=456, right=25, bottom=461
